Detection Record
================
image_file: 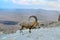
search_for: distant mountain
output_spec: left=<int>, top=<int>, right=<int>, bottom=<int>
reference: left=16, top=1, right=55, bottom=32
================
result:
left=0, top=9, right=60, bottom=22
left=0, top=9, right=59, bottom=13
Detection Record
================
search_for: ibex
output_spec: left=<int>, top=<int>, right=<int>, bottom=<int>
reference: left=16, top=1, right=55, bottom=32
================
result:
left=19, top=15, right=39, bottom=33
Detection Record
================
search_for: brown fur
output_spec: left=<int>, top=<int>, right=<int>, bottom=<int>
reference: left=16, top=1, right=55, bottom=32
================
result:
left=19, top=16, right=38, bottom=33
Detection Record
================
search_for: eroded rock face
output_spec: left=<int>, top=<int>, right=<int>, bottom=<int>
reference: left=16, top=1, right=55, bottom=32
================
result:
left=58, top=15, right=60, bottom=21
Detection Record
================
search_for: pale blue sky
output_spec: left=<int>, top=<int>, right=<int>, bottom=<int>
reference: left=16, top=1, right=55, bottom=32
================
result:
left=0, top=0, right=60, bottom=10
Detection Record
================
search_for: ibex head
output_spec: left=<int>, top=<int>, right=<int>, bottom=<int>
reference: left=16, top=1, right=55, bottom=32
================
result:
left=29, top=15, right=38, bottom=26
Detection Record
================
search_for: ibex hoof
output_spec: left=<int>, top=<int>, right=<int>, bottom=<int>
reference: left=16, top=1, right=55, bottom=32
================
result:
left=29, top=31, right=31, bottom=33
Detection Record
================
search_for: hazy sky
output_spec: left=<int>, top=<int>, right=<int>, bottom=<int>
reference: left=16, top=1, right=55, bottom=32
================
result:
left=0, top=0, right=60, bottom=10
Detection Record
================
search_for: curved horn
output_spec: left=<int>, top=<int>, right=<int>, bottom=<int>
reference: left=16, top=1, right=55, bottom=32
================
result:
left=29, top=15, right=38, bottom=22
